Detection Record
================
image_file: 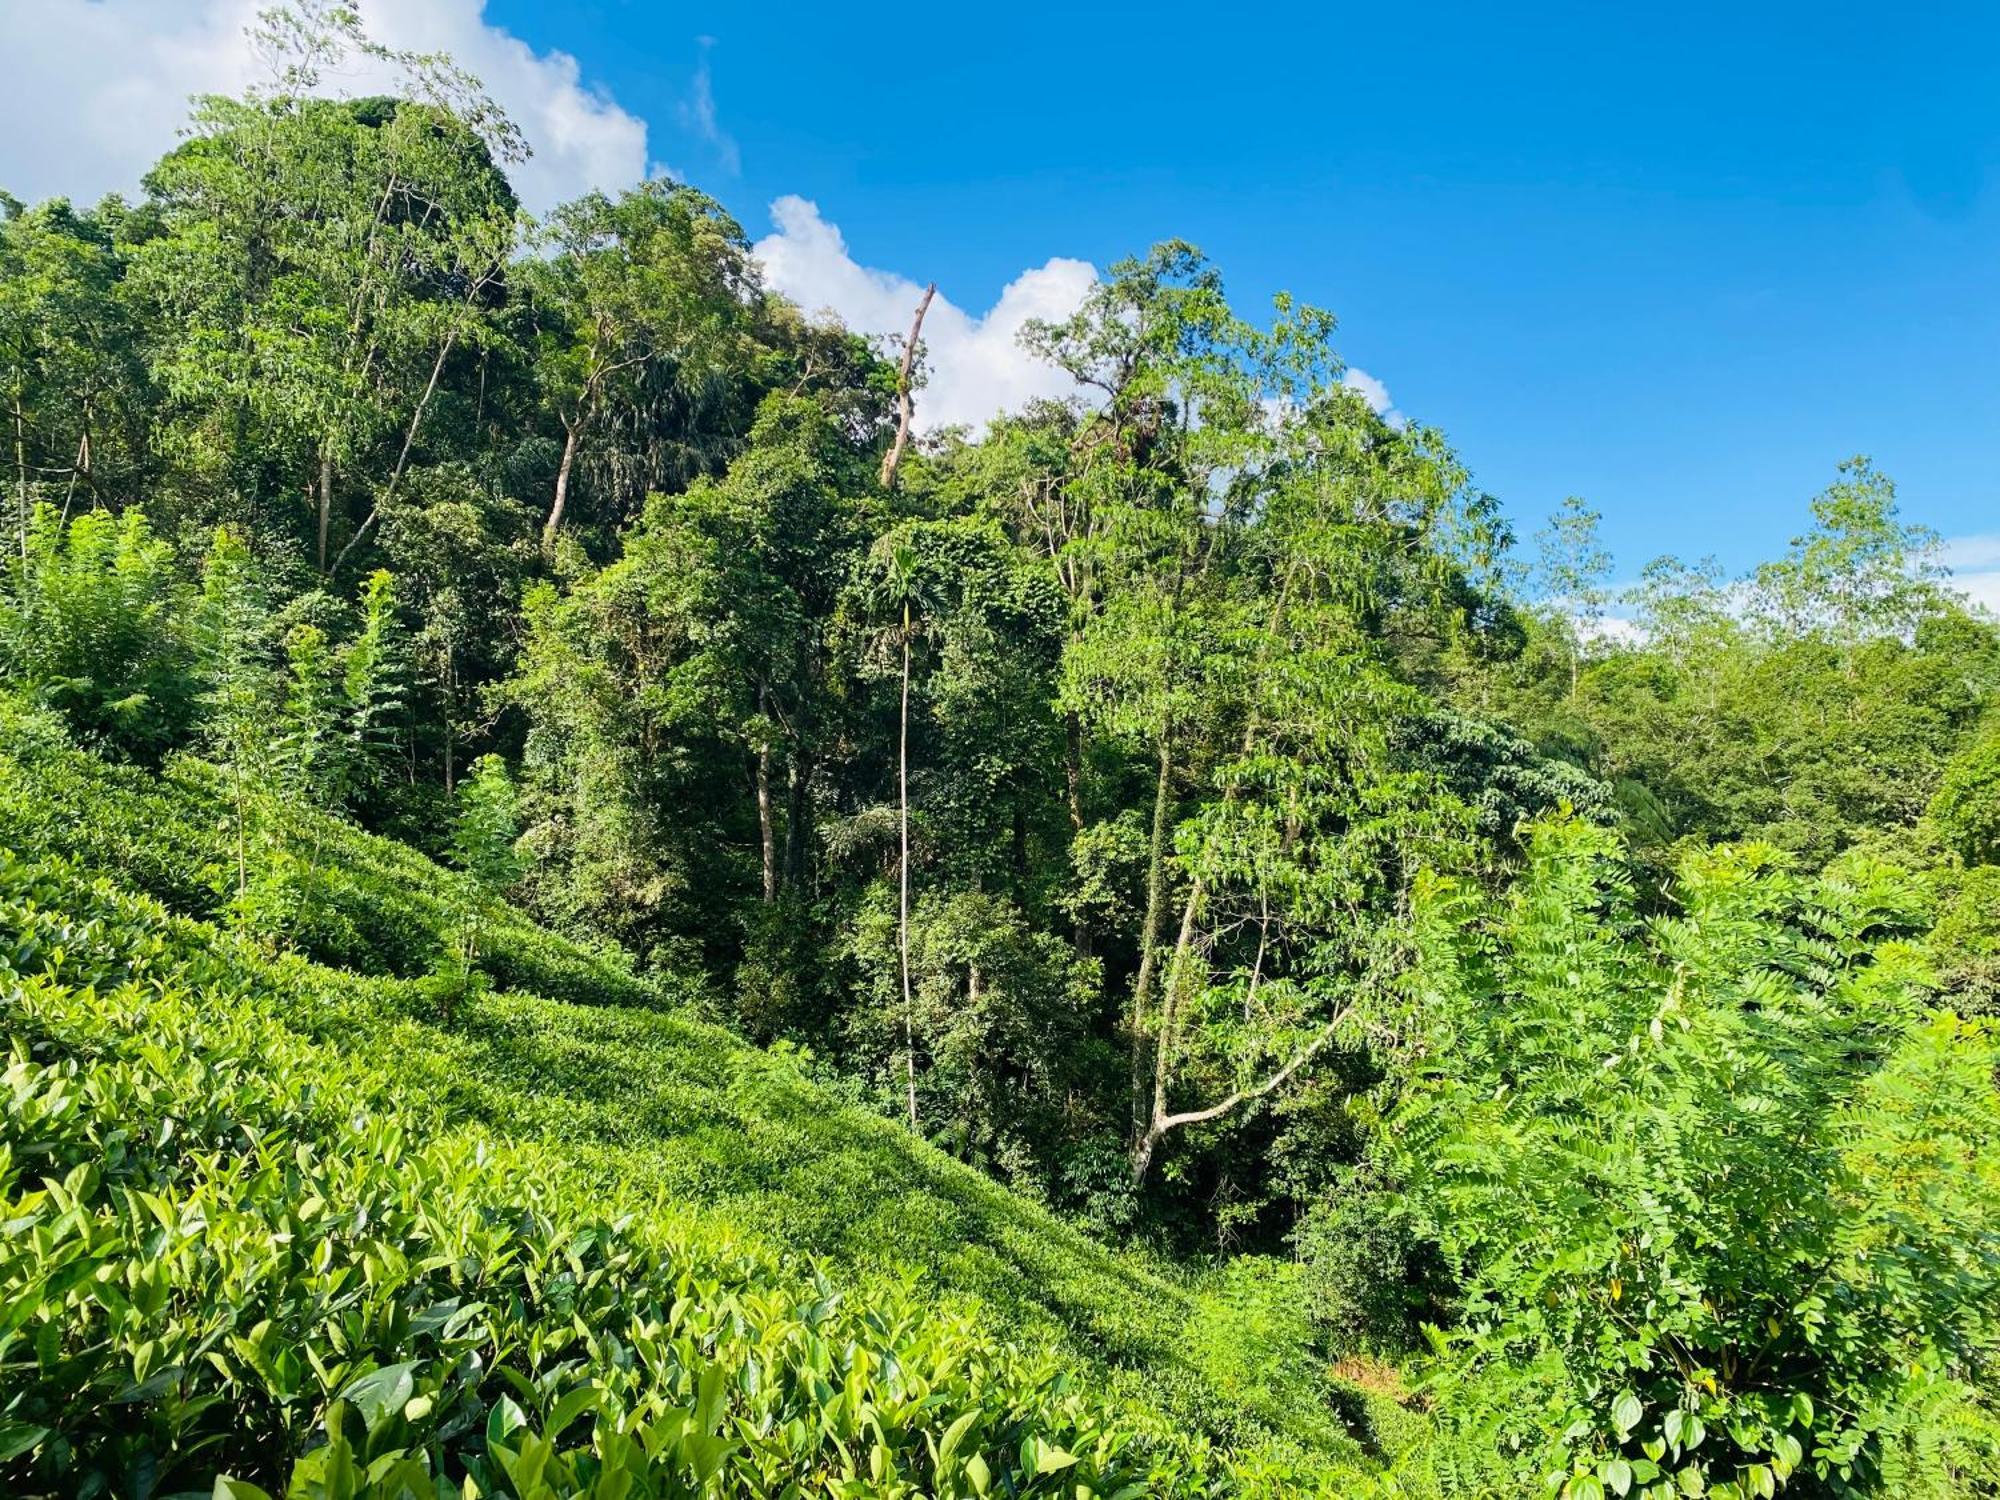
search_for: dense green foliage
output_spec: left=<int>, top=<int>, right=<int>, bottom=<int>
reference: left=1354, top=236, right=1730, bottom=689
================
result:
left=1385, top=820, right=1999, bottom=1497
left=0, top=701, right=1381, bottom=1494
left=0, top=858, right=1229, bottom=1497
left=2, top=6, right=1997, bottom=1494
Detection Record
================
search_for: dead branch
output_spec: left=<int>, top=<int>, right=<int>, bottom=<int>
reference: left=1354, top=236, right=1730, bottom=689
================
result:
left=878, top=282, right=936, bottom=491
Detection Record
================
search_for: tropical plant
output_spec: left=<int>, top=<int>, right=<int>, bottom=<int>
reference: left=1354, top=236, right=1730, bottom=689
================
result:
left=1380, top=816, right=2000, bottom=1499
left=0, top=503, right=194, bottom=756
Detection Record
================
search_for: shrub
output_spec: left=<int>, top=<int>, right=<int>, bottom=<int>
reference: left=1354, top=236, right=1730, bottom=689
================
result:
left=0, top=728, right=1380, bottom=1494
left=1383, top=817, right=2000, bottom=1499
left=1929, top=715, right=2000, bottom=866
left=0, top=503, right=196, bottom=758
left=0, top=700, right=659, bottom=1008
left=0, top=855, right=1213, bottom=1497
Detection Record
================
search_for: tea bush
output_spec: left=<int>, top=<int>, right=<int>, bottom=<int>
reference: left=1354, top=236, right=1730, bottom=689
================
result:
left=0, top=697, right=658, bottom=1009
left=0, top=714, right=1379, bottom=1494
left=0, top=856, right=1268, bottom=1496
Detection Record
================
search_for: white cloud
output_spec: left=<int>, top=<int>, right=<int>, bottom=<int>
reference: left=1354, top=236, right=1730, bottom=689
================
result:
left=1940, top=535, right=2000, bottom=571
left=0, top=0, right=649, bottom=213
left=1580, top=613, right=1647, bottom=646
left=1341, top=366, right=1406, bottom=429
left=0, top=13, right=1409, bottom=445
left=1940, top=534, right=2000, bottom=615
left=754, top=196, right=1096, bottom=433
left=676, top=39, right=739, bottom=177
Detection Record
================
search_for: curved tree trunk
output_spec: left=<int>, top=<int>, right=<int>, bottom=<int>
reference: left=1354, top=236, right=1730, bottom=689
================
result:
left=1128, top=733, right=1174, bottom=1143
left=1131, top=1002, right=1353, bottom=1186
left=783, top=749, right=812, bottom=892
left=1066, top=708, right=1090, bottom=958
left=1129, top=568, right=1308, bottom=1182
left=544, top=422, right=580, bottom=555
left=879, top=284, right=935, bottom=492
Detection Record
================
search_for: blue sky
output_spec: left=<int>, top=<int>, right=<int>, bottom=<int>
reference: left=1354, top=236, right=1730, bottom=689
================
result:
left=481, top=0, right=2000, bottom=587
left=3, top=0, right=1995, bottom=594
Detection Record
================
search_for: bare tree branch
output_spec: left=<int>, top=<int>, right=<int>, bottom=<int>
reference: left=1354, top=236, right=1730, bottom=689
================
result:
left=878, top=282, right=935, bottom=491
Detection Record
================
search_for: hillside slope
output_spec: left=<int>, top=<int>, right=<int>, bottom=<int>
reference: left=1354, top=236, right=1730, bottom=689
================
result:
left=0, top=702, right=1393, bottom=1494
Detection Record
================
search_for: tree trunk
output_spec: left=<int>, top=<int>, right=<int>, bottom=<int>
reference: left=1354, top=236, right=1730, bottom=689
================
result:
left=331, top=323, right=462, bottom=578
left=1129, top=564, right=1307, bottom=1169
left=13, top=382, right=27, bottom=558
left=783, top=749, right=812, bottom=892
left=1064, top=709, right=1085, bottom=833
left=544, top=422, right=580, bottom=556
left=1127, top=567, right=1343, bottom=1185
left=316, top=448, right=334, bottom=574
left=1131, top=1003, right=1353, bottom=1186
left=899, top=604, right=918, bottom=1130
left=756, top=687, right=778, bottom=904
left=1128, top=733, right=1174, bottom=1143
left=1065, top=708, right=1091, bottom=957
left=879, top=284, right=936, bottom=492
left=1147, top=874, right=1208, bottom=1134
left=60, top=412, right=90, bottom=526
left=1130, top=1124, right=1163, bottom=1186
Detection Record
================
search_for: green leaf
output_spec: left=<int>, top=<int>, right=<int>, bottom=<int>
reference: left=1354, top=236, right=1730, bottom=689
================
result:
left=1600, top=1457, right=1634, bottom=1496
left=683, top=1431, right=735, bottom=1485
left=1612, top=1392, right=1643, bottom=1439
left=545, top=1384, right=599, bottom=1442
left=113, top=1364, right=184, bottom=1403
left=694, top=1362, right=727, bottom=1435
left=1036, top=1444, right=1080, bottom=1475
left=937, top=1410, right=978, bottom=1467
left=0, top=1423, right=48, bottom=1465
left=338, top=1362, right=418, bottom=1436
left=487, top=1393, right=529, bottom=1446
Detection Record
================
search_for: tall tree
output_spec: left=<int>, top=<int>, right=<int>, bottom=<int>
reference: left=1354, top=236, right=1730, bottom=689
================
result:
left=1752, top=456, right=1946, bottom=643
left=132, top=4, right=523, bottom=570
left=506, top=393, right=867, bottom=959
left=1025, top=243, right=1266, bottom=1143
left=1531, top=494, right=1614, bottom=696
left=1124, top=377, right=1473, bottom=1184
left=0, top=199, right=150, bottom=539
left=522, top=181, right=766, bottom=553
